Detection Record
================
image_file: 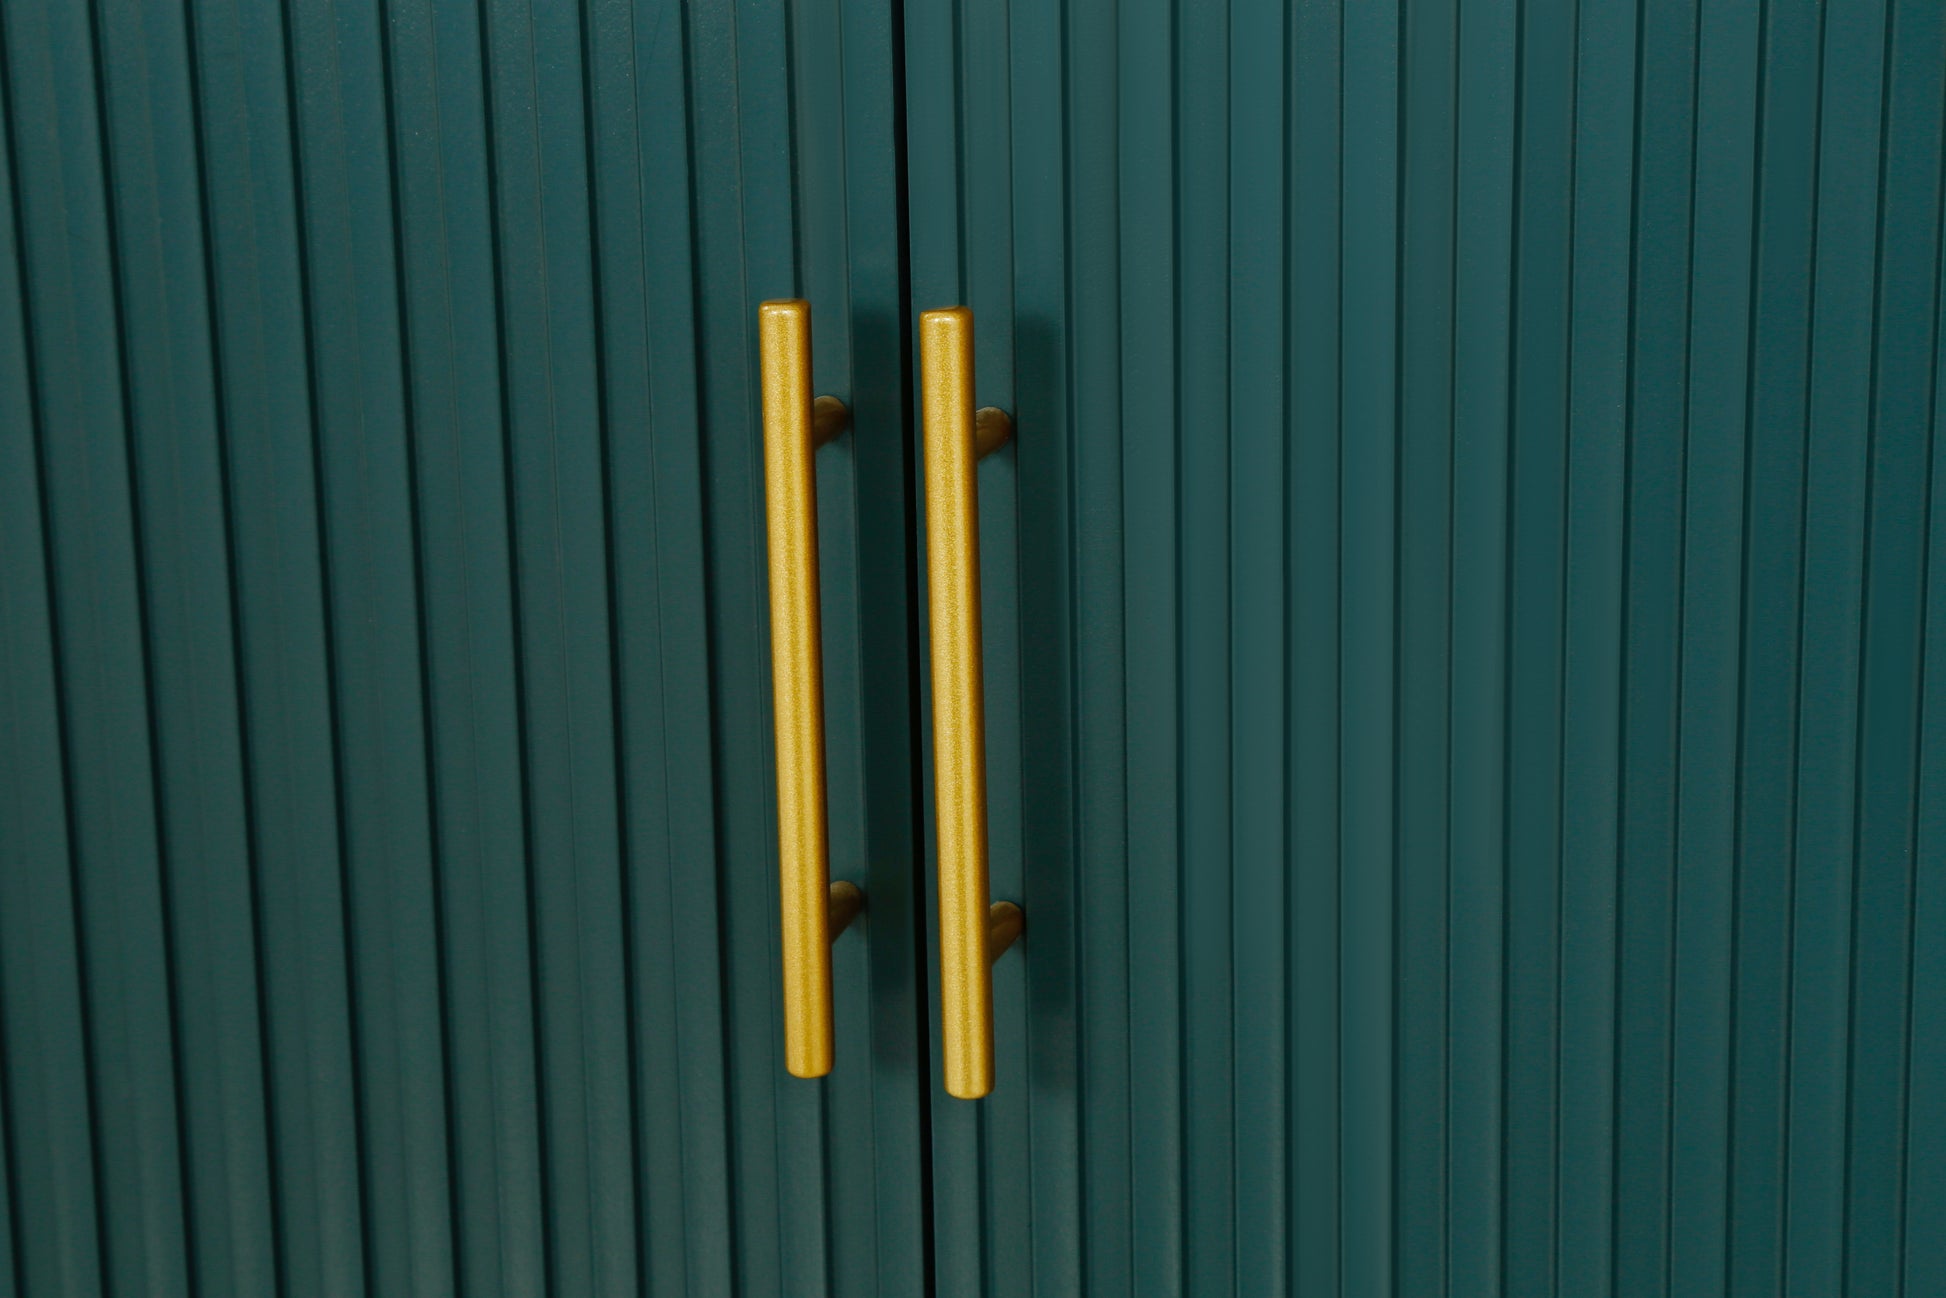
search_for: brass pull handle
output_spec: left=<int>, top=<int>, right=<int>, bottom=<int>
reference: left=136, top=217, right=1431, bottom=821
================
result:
left=760, top=299, right=862, bottom=1079
left=920, top=306, right=1022, bottom=1101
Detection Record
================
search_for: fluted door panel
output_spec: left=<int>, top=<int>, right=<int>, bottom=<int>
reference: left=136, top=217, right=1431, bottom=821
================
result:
left=0, top=0, right=923, bottom=1293
left=901, top=0, right=1946, bottom=1293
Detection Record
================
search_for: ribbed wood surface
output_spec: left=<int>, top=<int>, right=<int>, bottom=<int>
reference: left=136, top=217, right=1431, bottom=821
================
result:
left=902, top=0, right=1946, bottom=1293
left=0, top=0, right=926, bottom=1294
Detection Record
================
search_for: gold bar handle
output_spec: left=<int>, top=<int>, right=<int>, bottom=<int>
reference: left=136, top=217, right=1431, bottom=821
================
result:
left=760, top=299, right=861, bottom=1079
left=920, top=306, right=1021, bottom=1101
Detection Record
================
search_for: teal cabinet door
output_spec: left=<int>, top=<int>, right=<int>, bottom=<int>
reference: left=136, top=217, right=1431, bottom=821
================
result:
left=902, top=0, right=1946, bottom=1294
left=0, top=0, right=923, bottom=1294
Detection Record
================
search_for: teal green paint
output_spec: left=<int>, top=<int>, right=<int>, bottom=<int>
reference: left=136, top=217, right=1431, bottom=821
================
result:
left=3, top=0, right=927, bottom=1292
left=1911, top=285, right=1946, bottom=1298
left=288, top=0, right=457, bottom=1285
left=187, top=0, right=370, bottom=1287
left=1120, top=1, right=1182, bottom=1294
left=1287, top=4, right=1344, bottom=1292
left=4, top=2, right=1944, bottom=1294
left=96, top=0, right=279, bottom=1291
left=1, top=3, right=190, bottom=1297
left=1230, top=0, right=1290, bottom=1293
left=1396, top=2, right=1457, bottom=1293
left=0, top=34, right=104, bottom=1295
left=1851, top=8, right=1946, bottom=1294
left=1448, top=0, right=1515, bottom=1289
left=1790, top=4, right=1889, bottom=1294
left=1729, top=4, right=1820, bottom=1291
left=1558, top=3, right=1634, bottom=1291
left=903, top=0, right=1946, bottom=1293
left=1505, top=0, right=1573, bottom=1290
left=388, top=0, right=547, bottom=1291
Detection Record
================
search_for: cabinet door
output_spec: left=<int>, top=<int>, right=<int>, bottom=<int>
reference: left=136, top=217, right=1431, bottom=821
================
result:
left=901, top=0, right=1946, bottom=1294
left=0, top=0, right=922, bottom=1294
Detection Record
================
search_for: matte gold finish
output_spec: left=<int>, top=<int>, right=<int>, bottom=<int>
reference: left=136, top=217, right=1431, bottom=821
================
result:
left=920, top=306, right=1020, bottom=1101
left=760, top=298, right=858, bottom=1080
left=987, top=901, right=1024, bottom=962
left=828, top=880, right=865, bottom=940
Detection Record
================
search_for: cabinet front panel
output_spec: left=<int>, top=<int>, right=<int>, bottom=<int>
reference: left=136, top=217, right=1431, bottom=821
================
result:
left=901, top=0, right=1946, bottom=1293
left=0, top=0, right=922, bottom=1294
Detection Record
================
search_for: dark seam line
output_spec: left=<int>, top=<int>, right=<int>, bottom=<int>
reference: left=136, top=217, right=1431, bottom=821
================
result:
left=1893, top=53, right=1946, bottom=1288
left=1606, top=0, right=1648, bottom=1288
left=1840, top=9, right=1900, bottom=1284
left=182, top=0, right=294, bottom=1273
left=1441, top=0, right=1461, bottom=1286
left=274, top=0, right=378, bottom=1287
left=1778, top=0, right=1832, bottom=1281
left=1721, top=0, right=1776, bottom=1286
left=278, top=0, right=383, bottom=1292
left=84, top=0, right=205, bottom=1289
left=1663, top=0, right=1706, bottom=1286
left=1883, top=73, right=1946, bottom=1292
left=0, top=5, right=115, bottom=1293
left=1499, top=0, right=1527, bottom=1287
left=470, top=0, right=556, bottom=1288
left=669, top=0, right=744, bottom=1281
left=374, top=1, right=465, bottom=1290
left=1389, top=0, right=1408, bottom=1289
left=1551, top=3, right=1584, bottom=1289
left=573, top=0, right=652, bottom=1290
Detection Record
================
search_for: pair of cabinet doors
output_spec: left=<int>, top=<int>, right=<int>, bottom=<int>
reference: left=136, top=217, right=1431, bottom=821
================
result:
left=2, top=0, right=1944, bottom=1294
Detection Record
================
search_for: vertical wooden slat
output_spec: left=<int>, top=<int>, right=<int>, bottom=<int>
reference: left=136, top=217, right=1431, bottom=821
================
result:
left=476, top=0, right=637, bottom=1291
left=1287, top=5, right=1343, bottom=1291
left=1727, top=5, right=1822, bottom=1292
left=1229, top=0, right=1289, bottom=1291
left=93, top=0, right=280, bottom=1289
left=1504, top=0, right=1575, bottom=1285
left=1121, top=0, right=1183, bottom=1289
left=1787, top=5, right=1889, bottom=1293
left=1396, top=0, right=1457, bottom=1286
left=382, top=0, right=545, bottom=1292
left=1668, top=1, right=1761, bottom=1291
left=1067, top=0, right=1133, bottom=1282
left=1906, top=237, right=1946, bottom=1297
left=1844, top=2, right=1945, bottom=1289
left=1338, top=3, right=1399, bottom=1293
left=1615, top=0, right=1699, bottom=1289
left=0, top=37, right=104, bottom=1294
left=1558, top=3, right=1637, bottom=1292
left=0, top=5, right=189, bottom=1297
left=1447, top=0, right=1517, bottom=1289
left=1177, top=0, right=1234, bottom=1288
left=284, top=0, right=458, bottom=1286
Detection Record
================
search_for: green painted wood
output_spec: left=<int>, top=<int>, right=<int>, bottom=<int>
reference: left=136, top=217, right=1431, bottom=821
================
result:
left=0, top=0, right=923, bottom=1294
left=903, top=0, right=1946, bottom=1293
left=0, top=32, right=105, bottom=1297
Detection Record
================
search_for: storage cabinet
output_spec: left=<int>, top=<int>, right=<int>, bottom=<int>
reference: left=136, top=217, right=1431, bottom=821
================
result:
left=1, top=0, right=1941, bottom=1294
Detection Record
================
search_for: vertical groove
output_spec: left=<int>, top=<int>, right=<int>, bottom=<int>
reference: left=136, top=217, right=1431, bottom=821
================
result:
left=1898, top=117, right=1946, bottom=1286
left=270, top=0, right=376, bottom=1282
left=1776, top=8, right=1832, bottom=1280
left=1499, top=1, right=1525, bottom=1283
left=1721, top=0, right=1775, bottom=1284
left=473, top=0, right=553, bottom=1285
left=1837, top=7, right=1899, bottom=1281
left=1550, top=4, right=1582, bottom=1288
left=1898, top=86, right=1946, bottom=1282
left=373, top=3, right=465, bottom=1291
left=0, top=9, right=112, bottom=1289
left=83, top=0, right=207, bottom=1289
left=1609, top=0, right=1650, bottom=1283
